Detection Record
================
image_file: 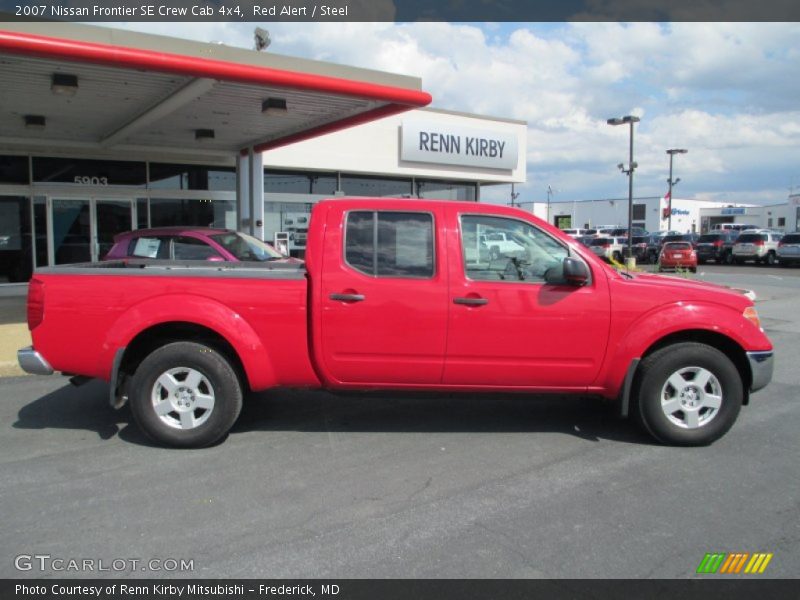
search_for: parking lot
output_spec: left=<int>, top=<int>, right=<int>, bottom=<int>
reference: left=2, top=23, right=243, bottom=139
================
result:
left=0, top=264, right=798, bottom=579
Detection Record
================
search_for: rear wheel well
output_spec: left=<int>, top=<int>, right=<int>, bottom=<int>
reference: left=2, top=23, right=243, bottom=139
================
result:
left=639, top=329, right=751, bottom=404
left=119, top=322, right=248, bottom=396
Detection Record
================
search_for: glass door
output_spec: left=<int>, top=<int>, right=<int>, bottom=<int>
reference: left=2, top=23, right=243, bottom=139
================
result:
left=95, top=199, right=133, bottom=260
left=51, top=198, right=92, bottom=265
left=49, top=197, right=134, bottom=264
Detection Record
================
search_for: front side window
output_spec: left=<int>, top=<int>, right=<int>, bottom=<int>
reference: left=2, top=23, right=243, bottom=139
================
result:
left=344, top=211, right=434, bottom=278
left=461, top=215, right=568, bottom=283
left=210, top=232, right=283, bottom=261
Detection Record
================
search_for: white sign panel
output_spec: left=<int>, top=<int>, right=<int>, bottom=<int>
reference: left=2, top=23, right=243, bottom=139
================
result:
left=401, top=120, right=518, bottom=170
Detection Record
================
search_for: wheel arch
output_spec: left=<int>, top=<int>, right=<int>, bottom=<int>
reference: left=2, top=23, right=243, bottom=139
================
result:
left=638, top=329, right=751, bottom=405
left=113, top=321, right=251, bottom=408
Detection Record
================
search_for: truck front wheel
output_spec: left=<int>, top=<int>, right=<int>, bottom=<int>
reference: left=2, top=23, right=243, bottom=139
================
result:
left=633, top=342, right=743, bottom=446
left=129, top=341, right=243, bottom=448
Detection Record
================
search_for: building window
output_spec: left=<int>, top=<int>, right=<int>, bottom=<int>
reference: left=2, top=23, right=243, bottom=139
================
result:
left=0, top=196, right=32, bottom=282
left=32, top=157, right=146, bottom=186
left=149, top=198, right=235, bottom=229
left=149, top=163, right=236, bottom=191
left=264, top=170, right=337, bottom=194
left=344, top=211, right=434, bottom=278
left=416, top=179, right=476, bottom=201
left=768, top=218, right=773, bottom=227
left=778, top=217, right=785, bottom=227
left=0, top=155, right=29, bottom=184
left=632, top=203, right=646, bottom=220
left=340, top=174, right=412, bottom=197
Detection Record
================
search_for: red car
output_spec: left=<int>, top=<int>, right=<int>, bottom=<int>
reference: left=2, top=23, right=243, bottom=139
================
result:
left=659, top=241, right=697, bottom=273
left=104, top=227, right=300, bottom=264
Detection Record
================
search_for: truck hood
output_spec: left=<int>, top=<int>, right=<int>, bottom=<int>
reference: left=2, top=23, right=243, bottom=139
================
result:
left=619, top=272, right=752, bottom=308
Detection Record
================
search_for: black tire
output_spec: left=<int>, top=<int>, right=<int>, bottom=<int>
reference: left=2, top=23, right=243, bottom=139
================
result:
left=129, top=341, right=243, bottom=448
left=697, top=258, right=706, bottom=265
left=734, top=258, right=745, bottom=265
left=690, top=267, right=697, bottom=273
left=633, top=342, right=743, bottom=446
left=766, top=252, right=776, bottom=266
left=724, top=252, right=734, bottom=265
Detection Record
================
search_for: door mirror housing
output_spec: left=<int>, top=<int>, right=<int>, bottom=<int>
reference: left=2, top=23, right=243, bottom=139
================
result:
left=545, top=257, right=589, bottom=286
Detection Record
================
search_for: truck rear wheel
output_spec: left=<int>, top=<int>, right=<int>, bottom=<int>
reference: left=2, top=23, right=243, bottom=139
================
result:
left=633, top=342, right=742, bottom=446
left=129, top=341, right=243, bottom=448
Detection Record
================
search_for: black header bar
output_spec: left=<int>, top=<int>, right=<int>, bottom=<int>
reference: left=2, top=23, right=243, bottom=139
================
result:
left=1, top=0, right=798, bottom=22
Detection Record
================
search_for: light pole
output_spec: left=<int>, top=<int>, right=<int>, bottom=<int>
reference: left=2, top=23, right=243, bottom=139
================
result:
left=666, top=149, right=688, bottom=231
left=546, top=185, right=554, bottom=225
left=607, top=115, right=640, bottom=266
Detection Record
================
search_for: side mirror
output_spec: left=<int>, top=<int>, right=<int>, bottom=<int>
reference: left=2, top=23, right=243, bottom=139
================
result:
left=545, top=257, right=589, bottom=286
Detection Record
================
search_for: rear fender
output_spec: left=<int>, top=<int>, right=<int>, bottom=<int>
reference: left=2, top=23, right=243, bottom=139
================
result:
left=100, top=294, right=276, bottom=391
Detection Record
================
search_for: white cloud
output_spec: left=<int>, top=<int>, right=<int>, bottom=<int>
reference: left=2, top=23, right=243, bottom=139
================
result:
left=107, top=21, right=800, bottom=204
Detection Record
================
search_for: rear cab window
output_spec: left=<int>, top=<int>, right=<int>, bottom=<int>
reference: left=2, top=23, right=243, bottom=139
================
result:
left=344, top=211, right=434, bottom=278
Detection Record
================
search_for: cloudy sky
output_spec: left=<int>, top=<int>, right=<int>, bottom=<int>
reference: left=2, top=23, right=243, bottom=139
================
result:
left=108, top=21, right=800, bottom=206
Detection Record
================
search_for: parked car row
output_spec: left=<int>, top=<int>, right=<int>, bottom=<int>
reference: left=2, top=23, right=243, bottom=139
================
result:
left=567, top=226, right=799, bottom=267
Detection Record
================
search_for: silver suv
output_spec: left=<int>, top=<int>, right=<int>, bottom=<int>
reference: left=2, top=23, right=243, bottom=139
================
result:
left=732, top=230, right=783, bottom=265
left=589, top=236, right=625, bottom=262
left=777, top=233, right=800, bottom=267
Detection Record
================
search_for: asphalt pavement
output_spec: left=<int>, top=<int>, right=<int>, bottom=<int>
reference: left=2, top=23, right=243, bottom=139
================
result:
left=0, top=265, right=798, bottom=579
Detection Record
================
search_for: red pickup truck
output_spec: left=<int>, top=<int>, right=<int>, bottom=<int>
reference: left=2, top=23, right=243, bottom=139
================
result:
left=18, top=198, right=773, bottom=448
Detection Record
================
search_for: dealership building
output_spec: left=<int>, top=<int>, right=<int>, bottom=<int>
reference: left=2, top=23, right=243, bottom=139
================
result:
left=0, top=22, right=526, bottom=283
left=532, top=195, right=799, bottom=235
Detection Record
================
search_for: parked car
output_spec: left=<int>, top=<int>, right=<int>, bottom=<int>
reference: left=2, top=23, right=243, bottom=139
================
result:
left=696, top=231, right=739, bottom=264
left=732, top=231, right=783, bottom=265
left=712, top=223, right=754, bottom=233
left=777, top=233, right=800, bottom=267
left=561, top=228, right=598, bottom=238
left=104, top=227, right=299, bottom=264
left=589, top=237, right=625, bottom=262
left=658, top=241, right=697, bottom=273
left=479, top=231, right=526, bottom=259
left=19, top=198, right=774, bottom=448
left=630, top=235, right=660, bottom=264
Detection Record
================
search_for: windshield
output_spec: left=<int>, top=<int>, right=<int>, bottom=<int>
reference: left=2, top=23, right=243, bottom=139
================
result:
left=210, top=232, right=284, bottom=261
left=698, top=234, right=722, bottom=242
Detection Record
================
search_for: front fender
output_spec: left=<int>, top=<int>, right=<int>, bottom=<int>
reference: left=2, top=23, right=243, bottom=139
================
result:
left=100, top=294, right=277, bottom=391
left=599, top=300, right=770, bottom=397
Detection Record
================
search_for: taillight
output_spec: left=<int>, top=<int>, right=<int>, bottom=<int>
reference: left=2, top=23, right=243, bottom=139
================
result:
left=754, top=239, right=765, bottom=246
left=27, top=278, right=44, bottom=330
left=778, top=241, right=784, bottom=247
left=714, top=240, right=724, bottom=247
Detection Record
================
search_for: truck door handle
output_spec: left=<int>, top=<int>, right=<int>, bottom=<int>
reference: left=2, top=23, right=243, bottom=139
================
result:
left=330, top=293, right=365, bottom=302
left=453, top=297, right=489, bottom=306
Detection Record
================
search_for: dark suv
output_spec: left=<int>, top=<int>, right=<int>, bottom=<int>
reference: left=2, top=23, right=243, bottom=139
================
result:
left=696, top=231, right=739, bottom=264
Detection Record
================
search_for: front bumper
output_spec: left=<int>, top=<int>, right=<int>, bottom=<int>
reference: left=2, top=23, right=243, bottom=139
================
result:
left=747, top=351, right=773, bottom=392
left=17, top=346, right=54, bottom=376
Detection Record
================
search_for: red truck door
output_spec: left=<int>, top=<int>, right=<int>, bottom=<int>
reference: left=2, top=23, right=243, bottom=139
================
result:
left=315, top=203, right=448, bottom=386
left=443, top=209, right=611, bottom=389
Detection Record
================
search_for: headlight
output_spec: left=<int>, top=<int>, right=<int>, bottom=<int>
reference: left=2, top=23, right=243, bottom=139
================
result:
left=743, top=306, right=761, bottom=330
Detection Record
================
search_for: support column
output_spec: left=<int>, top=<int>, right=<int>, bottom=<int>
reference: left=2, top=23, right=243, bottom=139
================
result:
left=248, top=149, right=264, bottom=240
left=236, top=152, right=249, bottom=233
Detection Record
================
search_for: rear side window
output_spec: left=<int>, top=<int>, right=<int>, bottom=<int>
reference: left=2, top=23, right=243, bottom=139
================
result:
left=737, top=234, right=765, bottom=243
left=173, top=237, right=221, bottom=260
left=782, top=234, right=800, bottom=244
left=344, top=211, right=434, bottom=278
left=665, top=242, right=692, bottom=250
left=129, top=237, right=169, bottom=259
